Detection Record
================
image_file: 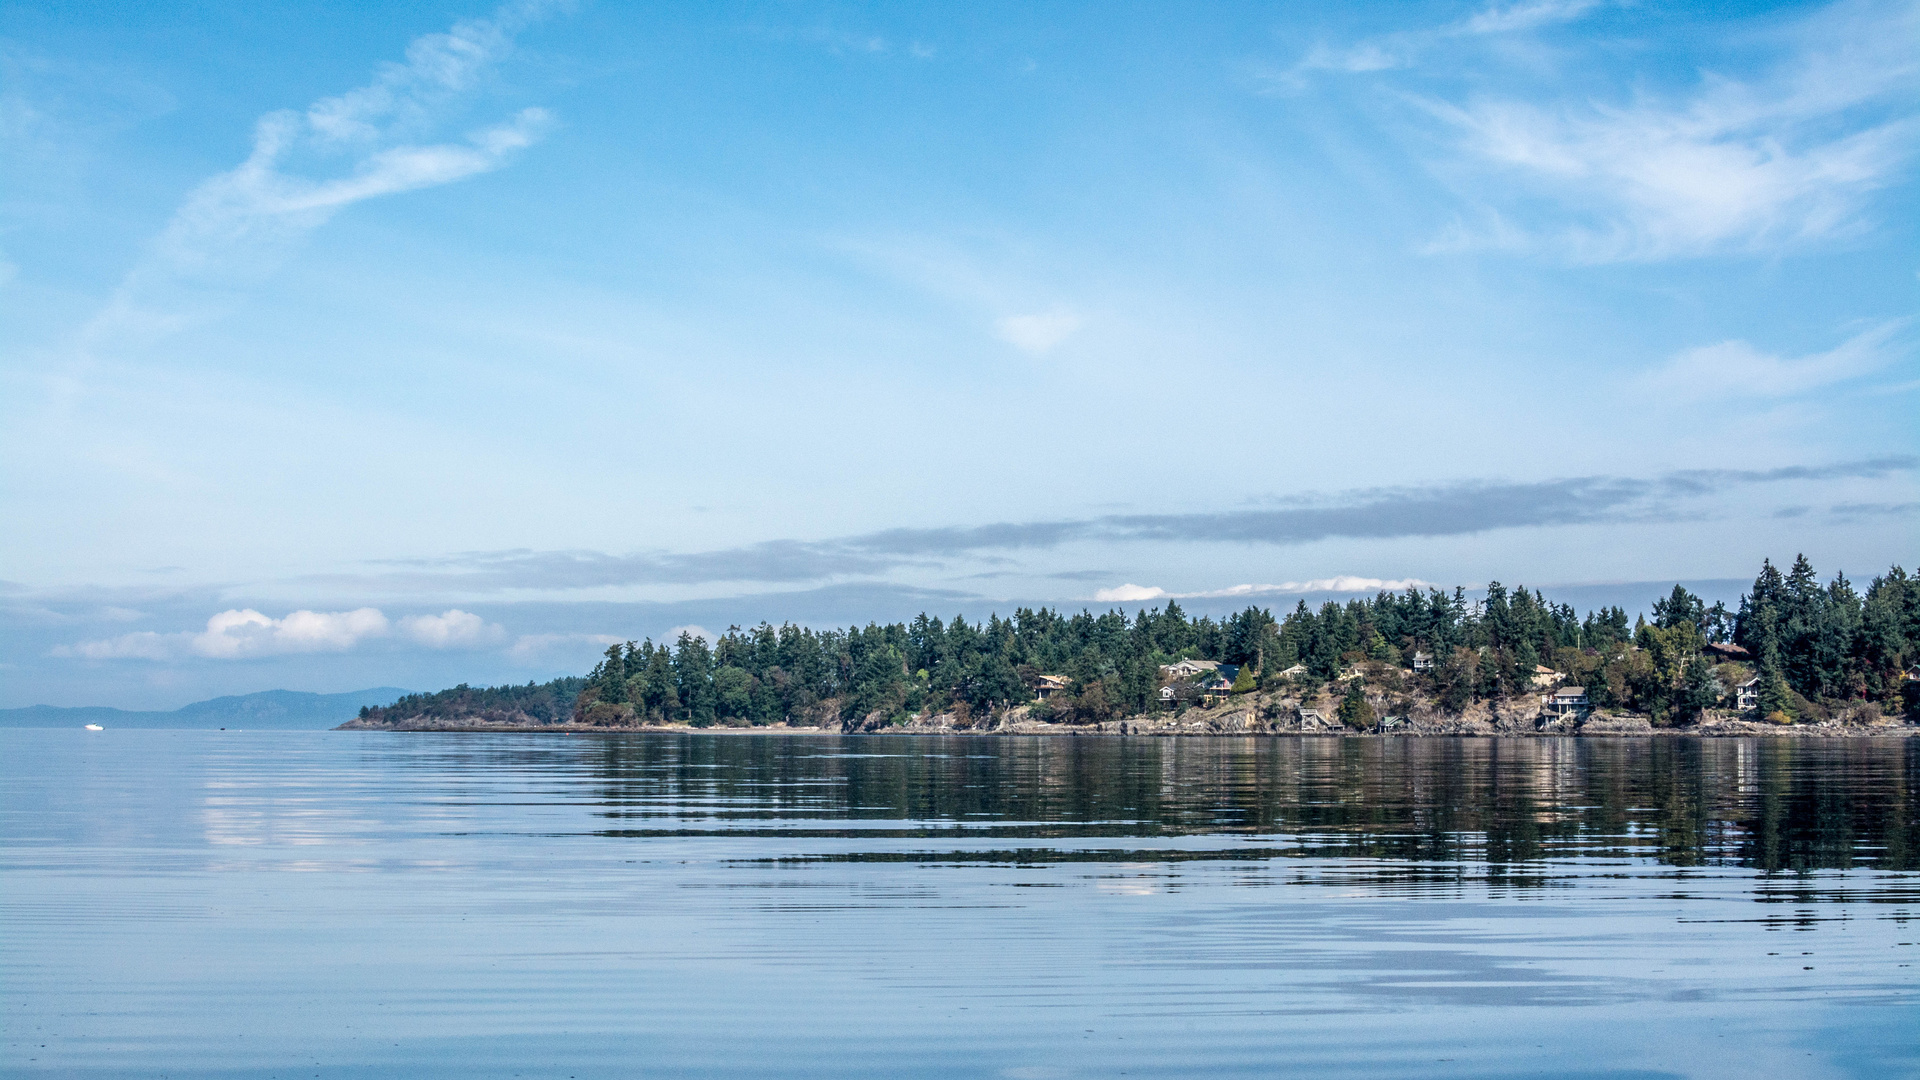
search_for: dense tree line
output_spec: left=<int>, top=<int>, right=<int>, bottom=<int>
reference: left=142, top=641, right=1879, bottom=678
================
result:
left=558, top=556, right=1916, bottom=728
left=357, top=678, right=587, bottom=726
left=1732, top=556, right=1918, bottom=721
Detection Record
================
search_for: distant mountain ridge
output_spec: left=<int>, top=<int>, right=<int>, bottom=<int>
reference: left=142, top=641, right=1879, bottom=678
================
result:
left=0, top=688, right=411, bottom=729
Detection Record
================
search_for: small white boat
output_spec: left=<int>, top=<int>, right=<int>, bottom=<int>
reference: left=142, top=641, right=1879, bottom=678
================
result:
left=84, top=724, right=103, bottom=731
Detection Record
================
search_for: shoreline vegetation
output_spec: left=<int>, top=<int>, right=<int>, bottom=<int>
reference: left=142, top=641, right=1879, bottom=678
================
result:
left=342, top=555, right=1920, bottom=738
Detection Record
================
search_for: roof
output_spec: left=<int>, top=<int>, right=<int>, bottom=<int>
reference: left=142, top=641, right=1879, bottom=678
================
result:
left=1553, top=686, right=1587, bottom=698
left=1534, top=665, right=1558, bottom=674
left=1035, top=674, right=1071, bottom=688
left=1704, top=642, right=1751, bottom=657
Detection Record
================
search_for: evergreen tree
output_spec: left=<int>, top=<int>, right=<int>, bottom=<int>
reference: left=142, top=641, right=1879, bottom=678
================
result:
left=1337, top=681, right=1375, bottom=728
left=1755, top=641, right=1793, bottom=721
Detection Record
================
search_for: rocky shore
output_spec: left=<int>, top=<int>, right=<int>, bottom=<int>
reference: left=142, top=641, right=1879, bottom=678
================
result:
left=337, top=692, right=1916, bottom=738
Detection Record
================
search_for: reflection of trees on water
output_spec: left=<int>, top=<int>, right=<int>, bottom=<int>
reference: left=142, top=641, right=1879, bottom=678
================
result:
left=426, top=735, right=1916, bottom=871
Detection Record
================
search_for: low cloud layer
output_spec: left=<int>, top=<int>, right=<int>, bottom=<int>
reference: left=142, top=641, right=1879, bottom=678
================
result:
left=60, top=607, right=502, bottom=661
left=1093, top=577, right=1434, bottom=603
left=346, top=456, right=1916, bottom=592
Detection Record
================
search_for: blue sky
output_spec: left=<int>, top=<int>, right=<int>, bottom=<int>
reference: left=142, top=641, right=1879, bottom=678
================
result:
left=3, top=0, right=1915, bottom=708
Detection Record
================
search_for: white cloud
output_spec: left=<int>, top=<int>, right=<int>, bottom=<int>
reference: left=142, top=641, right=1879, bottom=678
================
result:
left=1095, top=577, right=1432, bottom=603
left=1093, top=584, right=1166, bottom=602
left=1461, top=0, right=1603, bottom=35
left=507, top=631, right=624, bottom=662
left=1640, top=322, right=1905, bottom=401
left=60, top=631, right=176, bottom=661
left=57, top=606, right=392, bottom=660
left=399, top=609, right=507, bottom=649
left=82, top=2, right=557, bottom=355
left=664, top=624, right=714, bottom=644
left=193, top=607, right=390, bottom=657
left=995, top=309, right=1082, bottom=354
left=1419, top=2, right=1920, bottom=261
left=1284, top=0, right=1603, bottom=82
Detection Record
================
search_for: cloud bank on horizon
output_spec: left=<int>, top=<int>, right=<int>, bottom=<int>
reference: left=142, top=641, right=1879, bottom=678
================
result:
left=1, top=0, right=1913, bottom=708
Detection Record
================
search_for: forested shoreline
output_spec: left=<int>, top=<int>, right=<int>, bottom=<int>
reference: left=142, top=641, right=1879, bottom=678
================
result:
left=354, top=556, right=1919, bottom=731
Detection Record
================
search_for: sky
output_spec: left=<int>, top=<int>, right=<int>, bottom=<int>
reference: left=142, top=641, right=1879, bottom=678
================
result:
left=2, top=0, right=1916, bottom=708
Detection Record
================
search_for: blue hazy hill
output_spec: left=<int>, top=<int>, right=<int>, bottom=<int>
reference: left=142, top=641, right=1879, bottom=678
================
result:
left=0, top=688, right=411, bottom=729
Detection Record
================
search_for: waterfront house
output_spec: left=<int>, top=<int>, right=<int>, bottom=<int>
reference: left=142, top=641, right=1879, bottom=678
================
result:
left=1543, top=686, right=1590, bottom=721
left=1411, top=650, right=1433, bottom=673
left=1736, top=677, right=1759, bottom=712
left=1034, top=674, right=1071, bottom=700
left=1158, top=685, right=1177, bottom=705
left=1200, top=667, right=1239, bottom=701
left=1296, top=707, right=1332, bottom=730
left=1376, top=715, right=1409, bottom=733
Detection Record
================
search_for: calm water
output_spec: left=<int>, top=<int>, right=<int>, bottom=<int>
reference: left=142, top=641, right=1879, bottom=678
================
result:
left=3, top=730, right=1916, bottom=1079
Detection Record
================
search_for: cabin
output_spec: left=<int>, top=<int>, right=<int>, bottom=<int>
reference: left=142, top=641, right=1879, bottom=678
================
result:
left=1410, top=650, right=1434, bottom=673
left=1376, top=715, right=1409, bottom=733
left=1034, top=674, right=1071, bottom=700
left=1296, top=707, right=1332, bottom=731
left=1530, top=665, right=1564, bottom=688
left=1161, top=659, right=1221, bottom=678
left=1158, top=684, right=1178, bottom=705
left=1703, top=642, right=1751, bottom=662
left=1736, top=677, right=1759, bottom=712
left=1542, top=686, right=1590, bottom=721
left=1275, top=663, right=1309, bottom=679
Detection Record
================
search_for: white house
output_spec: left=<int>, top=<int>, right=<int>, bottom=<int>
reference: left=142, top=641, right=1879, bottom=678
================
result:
left=1530, top=665, right=1564, bottom=689
left=1736, top=677, right=1759, bottom=712
left=1410, top=650, right=1434, bottom=673
left=1275, top=663, right=1309, bottom=679
left=1161, top=659, right=1221, bottom=678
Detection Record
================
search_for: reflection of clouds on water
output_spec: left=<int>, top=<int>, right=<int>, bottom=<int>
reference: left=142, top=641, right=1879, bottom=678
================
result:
left=1093, top=864, right=1165, bottom=896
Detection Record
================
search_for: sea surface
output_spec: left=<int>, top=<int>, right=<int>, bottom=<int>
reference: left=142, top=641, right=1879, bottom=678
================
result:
left=3, top=729, right=1915, bottom=1079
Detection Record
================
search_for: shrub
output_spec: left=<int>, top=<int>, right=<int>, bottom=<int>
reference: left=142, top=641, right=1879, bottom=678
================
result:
left=1765, top=710, right=1793, bottom=726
